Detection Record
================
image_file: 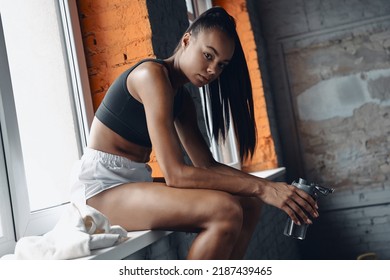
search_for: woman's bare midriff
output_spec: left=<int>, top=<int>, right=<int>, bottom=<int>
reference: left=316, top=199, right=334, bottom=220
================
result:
left=88, top=118, right=152, bottom=163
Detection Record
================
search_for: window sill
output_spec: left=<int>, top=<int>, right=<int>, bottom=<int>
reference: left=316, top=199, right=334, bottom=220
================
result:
left=78, top=230, right=173, bottom=260
left=249, top=167, right=286, bottom=181
left=77, top=167, right=286, bottom=260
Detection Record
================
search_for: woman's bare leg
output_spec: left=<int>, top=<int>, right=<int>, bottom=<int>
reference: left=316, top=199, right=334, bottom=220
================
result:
left=87, top=182, right=243, bottom=259
left=229, top=197, right=263, bottom=259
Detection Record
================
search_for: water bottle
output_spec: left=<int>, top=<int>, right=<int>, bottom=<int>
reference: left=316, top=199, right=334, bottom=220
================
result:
left=283, top=178, right=334, bottom=240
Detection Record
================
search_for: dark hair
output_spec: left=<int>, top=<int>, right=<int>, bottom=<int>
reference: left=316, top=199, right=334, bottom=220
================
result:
left=180, top=7, right=257, bottom=161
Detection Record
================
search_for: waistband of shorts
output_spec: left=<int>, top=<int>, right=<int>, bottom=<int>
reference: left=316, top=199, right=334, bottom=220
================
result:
left=83, top=147, right=149, bottom=168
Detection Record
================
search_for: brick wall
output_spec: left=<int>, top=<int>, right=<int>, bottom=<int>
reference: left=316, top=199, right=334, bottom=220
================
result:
left=77, top=0, right=154, bottom=111
left=301, top=203, right=390, bottom=259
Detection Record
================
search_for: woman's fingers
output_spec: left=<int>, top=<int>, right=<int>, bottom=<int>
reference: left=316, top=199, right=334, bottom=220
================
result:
left=259, top=182, right=320, bottom=225
left=280, top=204, right=301, bottom=225
left=293, top=189, right=319, bottom=218
left=285, top=198, right=314, bottom=225
left=287, top=187, right=319, bottom=224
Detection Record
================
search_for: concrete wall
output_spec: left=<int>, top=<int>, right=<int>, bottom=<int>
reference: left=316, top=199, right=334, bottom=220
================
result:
left=248, top=0, right=390, bottom=259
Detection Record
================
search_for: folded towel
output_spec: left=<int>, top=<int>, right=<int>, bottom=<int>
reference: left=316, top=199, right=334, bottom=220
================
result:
left=1, top=203, right=128, bottom=260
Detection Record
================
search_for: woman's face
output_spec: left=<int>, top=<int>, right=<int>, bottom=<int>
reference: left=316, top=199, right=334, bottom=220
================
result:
left=180, top=28, right=235, bottom=87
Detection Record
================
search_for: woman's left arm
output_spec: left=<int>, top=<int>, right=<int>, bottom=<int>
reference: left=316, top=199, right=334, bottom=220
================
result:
left=175, top=91, right=319, bottom=223
left=174, top=91, right=247, bottom=175
left=174, top=91, right=280, bottom=182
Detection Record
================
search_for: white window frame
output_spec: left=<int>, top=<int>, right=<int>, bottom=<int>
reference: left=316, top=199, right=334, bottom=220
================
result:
left=0, top=135, right=15, bottom=255
left=0, top=0, right=92, bottom=255
left=0, top=25, right=16, bottom=251
left=59, top=0, right=94, bottom=148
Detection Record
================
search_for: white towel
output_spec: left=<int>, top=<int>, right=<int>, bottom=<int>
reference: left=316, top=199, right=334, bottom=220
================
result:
left=1, top=203, right=128, bottom=260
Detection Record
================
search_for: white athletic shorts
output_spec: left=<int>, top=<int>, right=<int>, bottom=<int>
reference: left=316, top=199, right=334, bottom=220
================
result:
left=70, top=148, right=153, bottom=204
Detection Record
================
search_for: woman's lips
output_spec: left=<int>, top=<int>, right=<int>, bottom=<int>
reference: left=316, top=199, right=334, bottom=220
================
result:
left=198, top=74, right=209, bottom=83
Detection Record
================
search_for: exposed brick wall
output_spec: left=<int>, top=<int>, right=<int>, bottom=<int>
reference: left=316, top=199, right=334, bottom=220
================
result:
left=76, top=0, right=154, bottom=111
left=213, top=0, right=278, bottom=172
left=301, top=203, right=390, bottom=259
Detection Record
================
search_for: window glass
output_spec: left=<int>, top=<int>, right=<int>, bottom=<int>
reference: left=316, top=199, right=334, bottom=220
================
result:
left=0, top=0, right=92, bottom=244
left=2, top=0, right=81, bottom=211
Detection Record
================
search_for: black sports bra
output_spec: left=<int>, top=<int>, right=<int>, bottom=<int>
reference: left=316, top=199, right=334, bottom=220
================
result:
left=95, top=58, right=184, bottom=148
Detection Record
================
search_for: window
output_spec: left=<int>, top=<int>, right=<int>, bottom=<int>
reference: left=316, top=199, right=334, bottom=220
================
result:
left=0, top=126, right=15, bottom=255
left=0, top=12, right=17, bottom=256
left=0, top=0, right=92, bottom=256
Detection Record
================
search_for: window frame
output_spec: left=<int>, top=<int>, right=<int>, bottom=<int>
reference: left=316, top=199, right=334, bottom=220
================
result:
left=0, top=129, right=15, bottom=255
left=0, top=17, right=16, bottom=251
left=0, top=0, right=93, bottom=249
left=59, top=0, right=94, bottom=149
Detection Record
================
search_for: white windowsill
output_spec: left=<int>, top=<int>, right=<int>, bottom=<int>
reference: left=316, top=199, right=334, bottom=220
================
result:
left=78, top=167, right=286, bottom=260
left=79, top=230, right=173, bottom=260
left=250, top=167, right=286, bottom=181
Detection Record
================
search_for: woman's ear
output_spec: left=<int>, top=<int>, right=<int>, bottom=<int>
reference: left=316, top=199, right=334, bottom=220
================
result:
left=181, top=32, right=191, bottom=48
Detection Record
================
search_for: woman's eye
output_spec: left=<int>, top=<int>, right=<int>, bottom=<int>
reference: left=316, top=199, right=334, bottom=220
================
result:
left=204, top=53, right=212, bottom=60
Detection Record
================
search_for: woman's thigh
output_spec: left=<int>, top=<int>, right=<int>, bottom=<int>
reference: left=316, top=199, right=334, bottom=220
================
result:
left=87, top=182, right=241, bottom=232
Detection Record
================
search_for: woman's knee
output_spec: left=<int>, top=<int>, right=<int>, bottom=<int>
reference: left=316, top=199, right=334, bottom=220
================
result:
left=208, top=193, right=243, bottom=232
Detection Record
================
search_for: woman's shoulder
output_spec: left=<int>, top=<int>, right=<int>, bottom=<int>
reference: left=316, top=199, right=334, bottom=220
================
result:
left=132, top=58, right=167, bottom=74
left=126, top=59, right=174, bottom=102
left=129, top=59, right=170, bottom=84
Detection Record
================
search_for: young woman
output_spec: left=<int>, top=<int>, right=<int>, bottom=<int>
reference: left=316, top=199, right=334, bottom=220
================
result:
left=73, top=7, right=319, bottom=259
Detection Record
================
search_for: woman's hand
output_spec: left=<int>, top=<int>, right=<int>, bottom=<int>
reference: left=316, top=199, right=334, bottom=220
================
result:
left=257, top=181, right=319, bottom=225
